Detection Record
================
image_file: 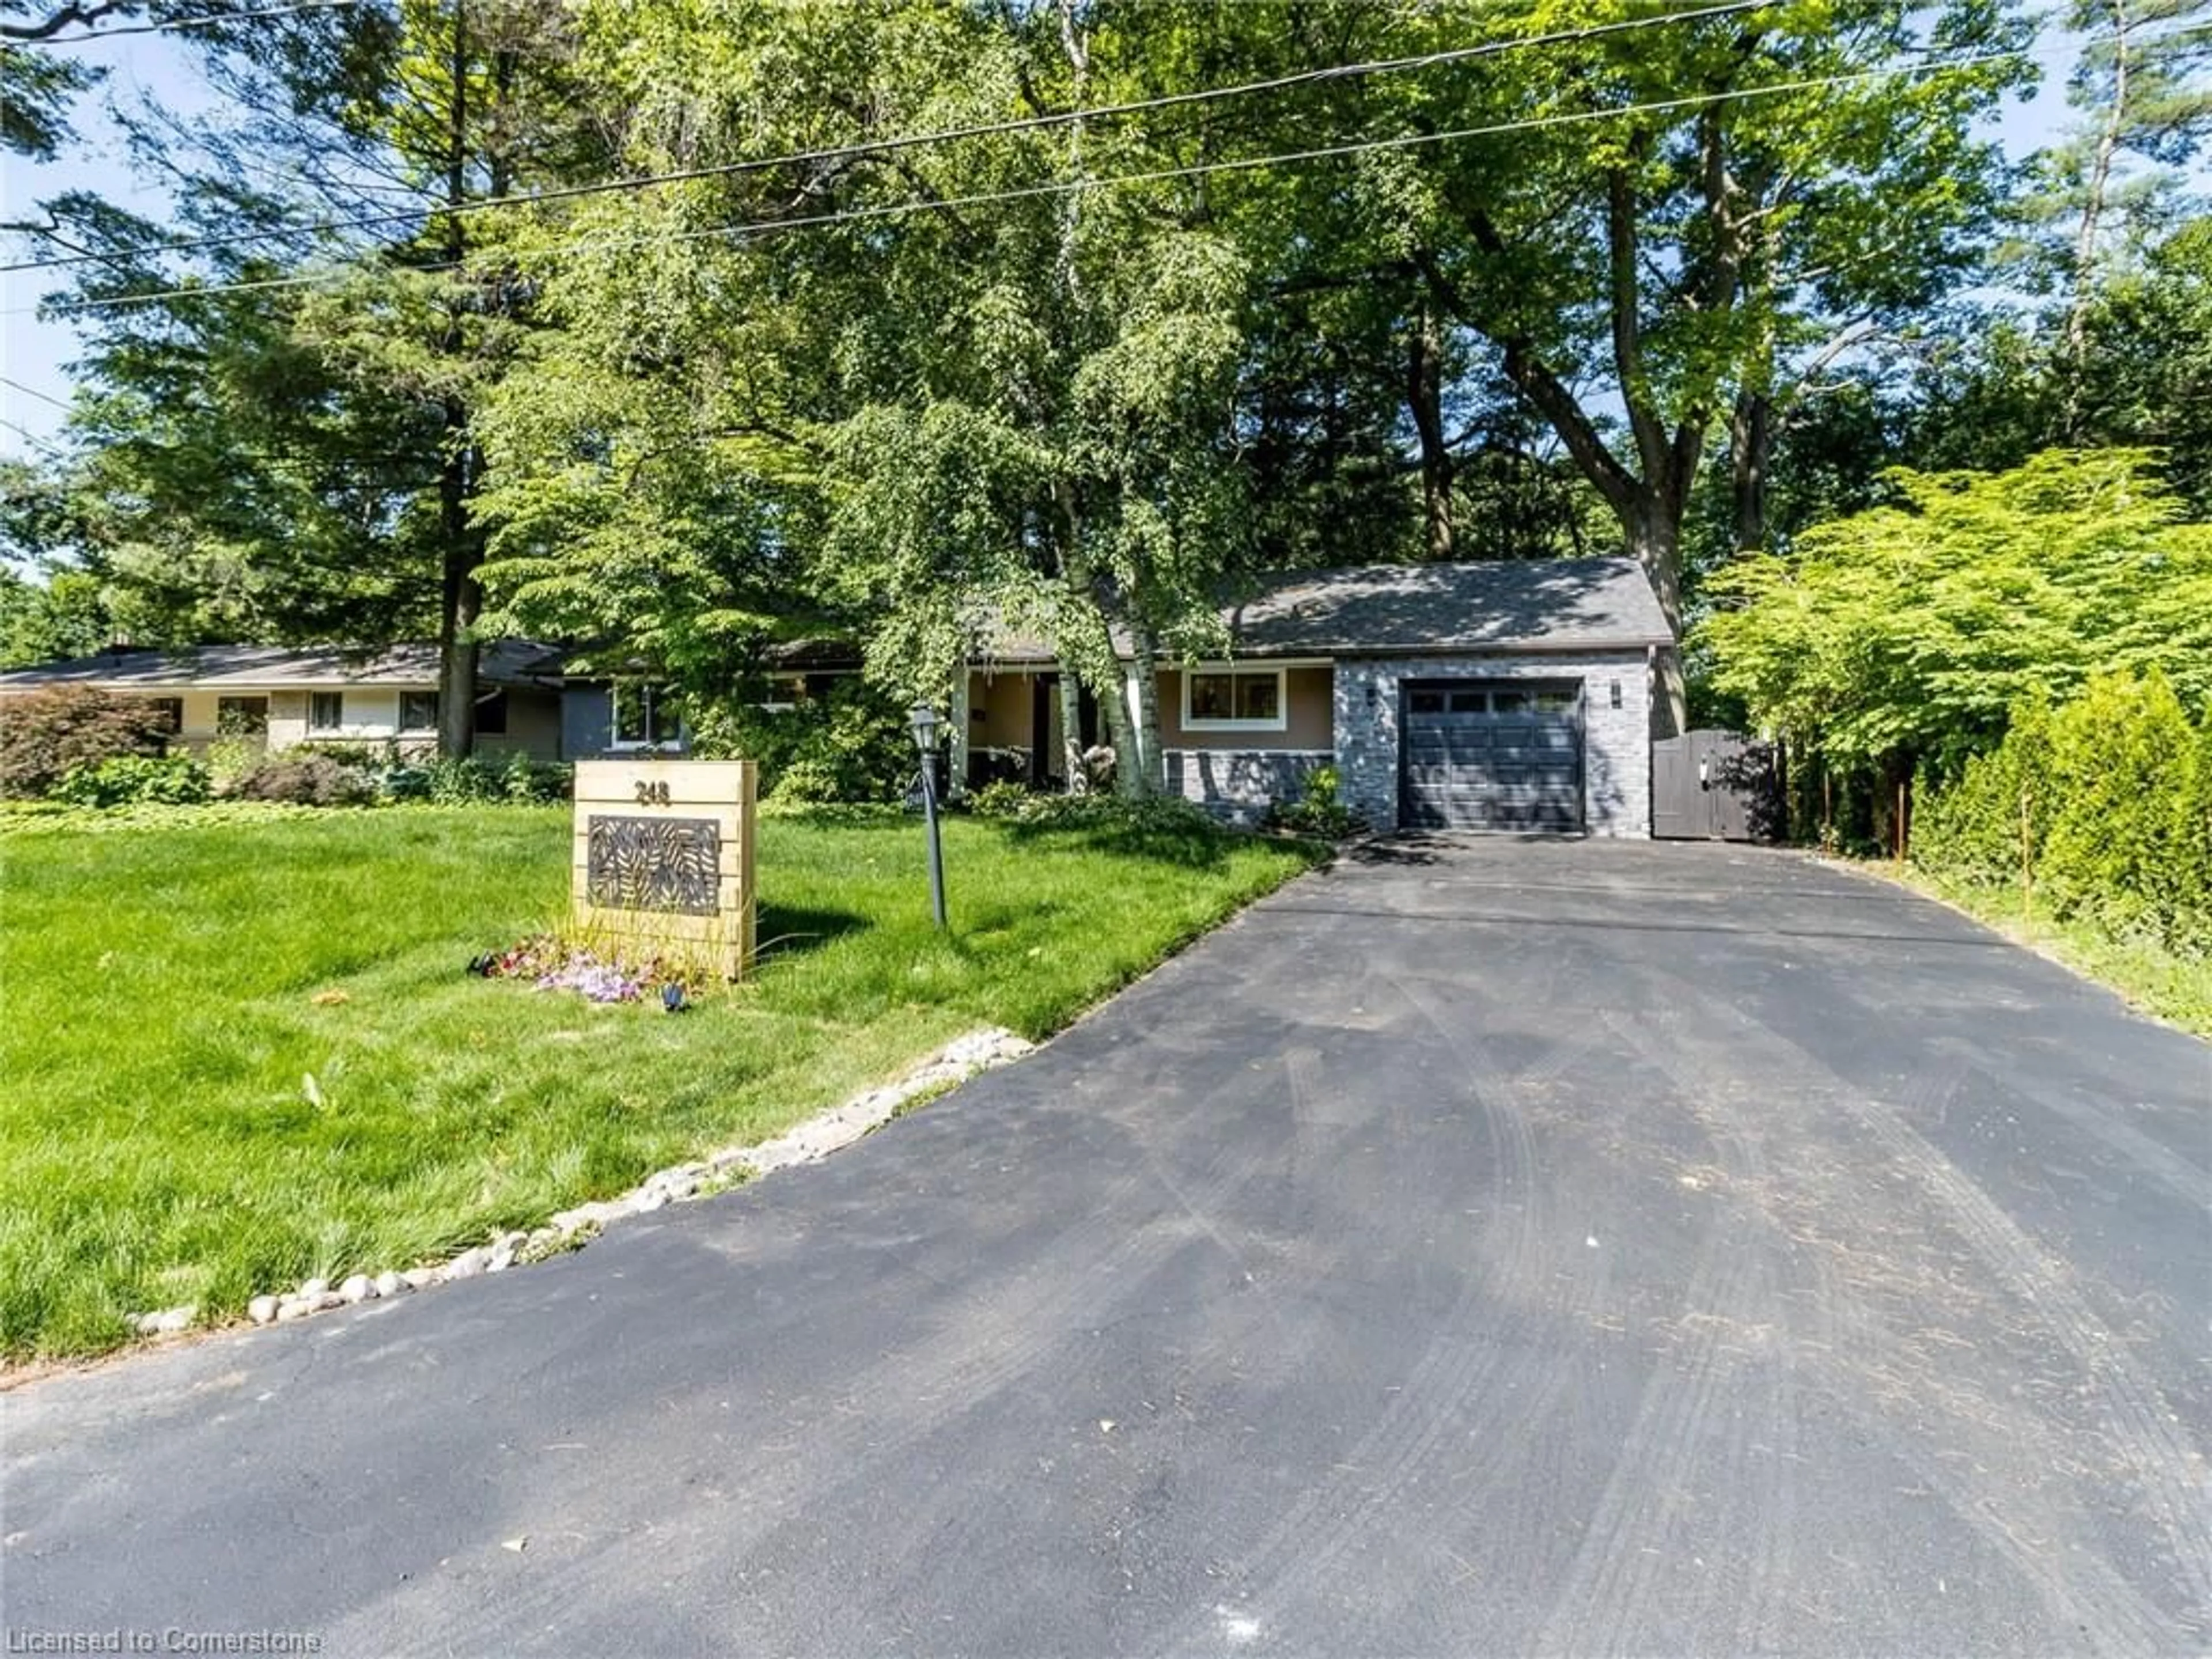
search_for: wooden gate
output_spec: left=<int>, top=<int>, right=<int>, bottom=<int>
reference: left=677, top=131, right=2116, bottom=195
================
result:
left=1651, top=730, right=1783, bottom=842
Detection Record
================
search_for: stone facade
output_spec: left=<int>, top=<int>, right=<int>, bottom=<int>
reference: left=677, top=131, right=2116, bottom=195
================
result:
left=1165, top=748, right=1333, bottom=827
left=1330, top=651, right=1653, bottom=836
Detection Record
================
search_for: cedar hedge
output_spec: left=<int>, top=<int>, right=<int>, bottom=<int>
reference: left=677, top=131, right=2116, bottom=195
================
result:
left=1915, top=672, right=2212, bottom=956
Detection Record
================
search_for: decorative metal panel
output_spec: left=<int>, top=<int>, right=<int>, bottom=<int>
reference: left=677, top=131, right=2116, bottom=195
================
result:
left=586, top=815, right=721, bottom=914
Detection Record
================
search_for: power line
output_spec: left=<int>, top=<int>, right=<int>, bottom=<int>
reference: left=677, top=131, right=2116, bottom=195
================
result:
left=9, top=46, right=2037, bottom=319
left=0, top=415, right=67, bottom=456
left=1, top=375, right=73, bottom=410
left=7, top=0, right=366, bottom=48
left=610, top=50, right=2037, bottom=259
left=2, top=0, right=1785, bottom=276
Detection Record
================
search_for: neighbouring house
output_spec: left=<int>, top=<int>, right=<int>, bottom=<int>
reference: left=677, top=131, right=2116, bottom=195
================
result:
left=954, top=557, right=1671, bottom=835
left=0, top=642, right=691, bottom=764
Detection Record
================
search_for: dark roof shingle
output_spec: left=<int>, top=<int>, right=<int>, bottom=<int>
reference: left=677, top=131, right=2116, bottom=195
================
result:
left=1219, top=556, right=1671, bottom=656
left=974, top=556, right=1672, bottom=662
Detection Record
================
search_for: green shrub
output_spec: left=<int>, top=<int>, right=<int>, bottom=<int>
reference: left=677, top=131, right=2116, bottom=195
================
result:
left=368, top=752, right=569, bottom=806
left=500, top=753, right=571, bottom=804
left=407, top=753, right=567, bottom=805
left=2041, top=673, right=2195, bottom=933
left=290, top=742, right=391, bottom=771
left=1915, top=697, right=2054, bottom=885
left=203, top=736, right=259, bottom=791
left=51, top=754, right=213, bottom=808
left=380, top=765, right=433, bottom=802
left=695, top=681, right=915, bottom=804
left=226, top=753, right=377, bottom=807
left=0, top=686, right=170, bottom=798
left=1915, top=673, right=2208, bottom=955
left=422, top=756, right=501, bottom=804
left=2172, top=717, right=2212, bottom=942
left=764, top=756, right=853, bottom=806
left=966, top=779, right=1033, bottom=819
left=1265, top=764, right=1359, bottom=839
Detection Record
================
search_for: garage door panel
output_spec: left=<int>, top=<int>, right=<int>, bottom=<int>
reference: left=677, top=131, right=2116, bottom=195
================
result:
left=1400, top=679, right=1584, bottom=832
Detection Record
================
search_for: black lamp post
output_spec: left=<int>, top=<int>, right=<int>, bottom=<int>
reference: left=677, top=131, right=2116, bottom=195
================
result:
left=909, top=702, right=948, bottom=929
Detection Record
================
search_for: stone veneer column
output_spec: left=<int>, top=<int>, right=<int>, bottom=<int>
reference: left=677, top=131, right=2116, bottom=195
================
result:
left=1331, top=660, right=1401, bottom=832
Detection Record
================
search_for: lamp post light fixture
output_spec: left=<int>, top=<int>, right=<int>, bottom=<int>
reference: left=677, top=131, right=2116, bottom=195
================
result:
left=909, top=701, right=949, bottom=929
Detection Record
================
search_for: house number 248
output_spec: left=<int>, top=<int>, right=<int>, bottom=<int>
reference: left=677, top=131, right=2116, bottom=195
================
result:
left=633, top=779, right=672, bottom=806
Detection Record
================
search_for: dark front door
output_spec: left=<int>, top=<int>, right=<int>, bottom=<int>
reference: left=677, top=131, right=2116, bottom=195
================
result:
left=1400, top=681, right=1585, bottom=832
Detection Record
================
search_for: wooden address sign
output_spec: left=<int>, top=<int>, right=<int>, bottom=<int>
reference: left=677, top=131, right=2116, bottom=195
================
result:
left=573, top=759, right=757, bottom=980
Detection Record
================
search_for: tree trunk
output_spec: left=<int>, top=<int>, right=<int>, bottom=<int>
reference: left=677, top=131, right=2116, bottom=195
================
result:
left=1091, top=661, right=1136, bottom=793
left=1056, top=669, right=1084, bottom=792
left=2068, top=0, right=2131, bottom=375
left=1626, top=494, right=1689, bottom=738
left=1119, top=615, right=1164, bottom=799
left=948, top=669, right=971, bottom=801
left=437, top=432, right=482, bottom=759
left=2065, top=0, right=2133, bottom=435
left=1052, top=485, right=1144, bottom=797
left=1730, top=389, right=1771, bottom=554
left=1406, top=303, right=1455, bottom=562
left=1054, top=590, right=1135, bottom=795
left=435, top=1, right=477, bottom=760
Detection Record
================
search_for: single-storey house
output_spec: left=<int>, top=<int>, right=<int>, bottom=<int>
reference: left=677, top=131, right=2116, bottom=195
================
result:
left=955, top=556, right=1671, bottom=836
left=3, top=559, right=1667, bottom=830
left=0, top=642, right=685, bottom=763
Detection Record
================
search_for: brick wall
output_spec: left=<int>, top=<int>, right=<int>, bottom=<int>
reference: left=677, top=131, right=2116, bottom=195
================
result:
left=1330, top=652, right=1652, bottom=836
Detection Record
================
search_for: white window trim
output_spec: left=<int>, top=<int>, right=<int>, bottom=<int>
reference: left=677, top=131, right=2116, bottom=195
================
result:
left=1180, top=662, right=1289, bottom=733
left=308, top=691, right=346, bottom=733
left=608, top=684, right=677, bottom=751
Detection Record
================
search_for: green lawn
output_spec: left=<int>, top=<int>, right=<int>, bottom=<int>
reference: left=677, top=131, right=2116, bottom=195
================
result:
left=0, top=803, right=1321, bottom=1360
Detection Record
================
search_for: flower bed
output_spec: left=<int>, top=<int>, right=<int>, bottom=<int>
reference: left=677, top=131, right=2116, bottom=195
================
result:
left=470, top=935, right=698, bottom=1005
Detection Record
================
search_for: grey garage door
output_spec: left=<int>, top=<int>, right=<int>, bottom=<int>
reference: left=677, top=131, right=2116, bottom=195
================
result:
left=1400, top=680, right=1585, bottom=831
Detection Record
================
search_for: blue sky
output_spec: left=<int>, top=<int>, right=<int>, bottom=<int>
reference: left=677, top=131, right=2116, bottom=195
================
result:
left=0, top=24, right=230, bottom=457
left=1, top=16, right=2090, bottom=463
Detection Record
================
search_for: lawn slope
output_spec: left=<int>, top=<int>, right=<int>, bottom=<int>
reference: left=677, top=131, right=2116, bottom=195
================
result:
left=0, top=805, right=1319, bottom=1358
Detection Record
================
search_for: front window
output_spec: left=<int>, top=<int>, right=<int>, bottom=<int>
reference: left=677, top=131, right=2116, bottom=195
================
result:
left=399, top=691, right=439, bottom=732
left=145, top=697, right=184, bottom=734
left=309, top=691, right=344, bottom=732
left=612, top=684, right=679, bottom=749
left=1184, top=666, right=1285, bottom=731
left=475, top=690, right=509, bottom=736
left=216, top=696, right=268, bottom=736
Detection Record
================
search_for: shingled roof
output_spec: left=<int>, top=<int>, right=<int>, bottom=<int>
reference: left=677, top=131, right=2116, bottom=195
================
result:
left=968, top=556, right=1672, bottom=663
left=0, top=641, right=568, bottom=693
left=1218, top=556, right=1671, bottom=656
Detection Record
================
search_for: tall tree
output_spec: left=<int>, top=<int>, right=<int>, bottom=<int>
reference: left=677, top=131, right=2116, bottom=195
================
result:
left=1907, top=218, right=2212, bottom=512
left=2035, top=0, right=2212, bottom=370
left=1, top=1, right=147, bottom=158
left=478, top=0, right=1254, bottom=794
left=16, top=0, right=599, bottom=753
left=1254, top=0, right=2031, bottom=730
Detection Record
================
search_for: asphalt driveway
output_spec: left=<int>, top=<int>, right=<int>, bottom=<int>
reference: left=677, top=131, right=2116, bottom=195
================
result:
left=5, top=839, right=2209, bottom=1657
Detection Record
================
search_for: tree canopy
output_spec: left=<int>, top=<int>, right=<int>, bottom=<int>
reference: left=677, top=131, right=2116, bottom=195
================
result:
left=4, top=0, right=2205, bottom=783
left=1695, top=449, right=2212, bottom=773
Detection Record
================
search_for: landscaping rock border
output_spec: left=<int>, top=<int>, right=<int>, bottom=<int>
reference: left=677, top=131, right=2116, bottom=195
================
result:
left=126, top=1026, right=1033, bottom=1342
